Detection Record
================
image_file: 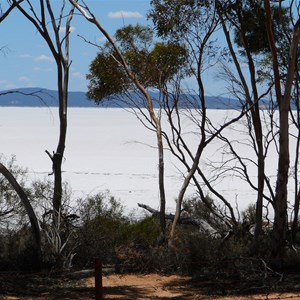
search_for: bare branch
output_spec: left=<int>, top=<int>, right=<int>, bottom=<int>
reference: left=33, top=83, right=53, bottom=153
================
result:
left=0, top=0, right=24, bottom=23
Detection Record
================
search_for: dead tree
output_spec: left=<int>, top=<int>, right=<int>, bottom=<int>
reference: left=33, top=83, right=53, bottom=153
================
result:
left=13, top=0, right=75, bottom=224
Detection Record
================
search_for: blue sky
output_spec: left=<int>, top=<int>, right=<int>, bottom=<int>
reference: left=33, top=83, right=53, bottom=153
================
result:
left=0, top=1, right=151, bottom=92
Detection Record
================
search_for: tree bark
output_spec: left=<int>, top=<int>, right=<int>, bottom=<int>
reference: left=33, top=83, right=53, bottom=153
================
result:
left=219, top=12, right=265, bottom=237
left=69, top=0, right=167, bottom=235
left=264, top=0, right=300, bottom=265
left=14, top=0, right=74, bottom=224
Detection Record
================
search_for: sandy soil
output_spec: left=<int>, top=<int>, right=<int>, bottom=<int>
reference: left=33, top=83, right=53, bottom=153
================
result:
left=86, top=273, right=300, bottom=300
left=2, top=272, right=300, bottom=300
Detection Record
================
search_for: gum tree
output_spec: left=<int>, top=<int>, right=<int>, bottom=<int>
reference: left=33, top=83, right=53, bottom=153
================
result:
left=69, top=0, right=191, bottom=237
left=149, top=0, right=247, bottom=242
left=264, top=0, right=300, bottom=265
left=217, top=0, right=300, bottom=262
left=214, top=0, right=291, bottom=237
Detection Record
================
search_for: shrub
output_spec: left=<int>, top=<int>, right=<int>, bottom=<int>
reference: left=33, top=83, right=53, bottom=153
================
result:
left=0, top=226, right=38, bottom=271
left=0, top=154, right=29, bottom=230
left=30, top=179, right=79, bottom=269
left=74, top=191, right=128, bottom=267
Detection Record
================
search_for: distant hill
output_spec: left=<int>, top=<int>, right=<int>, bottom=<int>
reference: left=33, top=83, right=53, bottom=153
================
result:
left=0, top=87, right=96, bottom=107
left=0, top=87, right=241, bottom=109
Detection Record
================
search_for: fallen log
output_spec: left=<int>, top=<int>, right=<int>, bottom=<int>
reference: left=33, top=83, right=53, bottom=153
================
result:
left=137, top=203, right=219, bottom=236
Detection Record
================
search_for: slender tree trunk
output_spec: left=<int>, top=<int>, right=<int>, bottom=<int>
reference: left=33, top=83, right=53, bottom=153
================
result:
left=52, top=152, right=64, bottom=214
left=272, top=20, right=300, bottom=264
left=292, top=189, right=300, bottom=242
left=220, top=14, right=265, bottom=237
left=255, top=148, right=265, bottom=236
left=264, top=0, right=300, bottom=264
left=52, top=69, right=68, bottom=218
left=292, top=129, right=300, bottom=241
left=69, top=0, right=167, bottom=235
left=272, top=106, right=289, bottom=266
left=264, top=0, right=285, bottom=265
left=157, top=123, right=166, bottom=235
left=291, top=88, right=300, bottom=242
left=169, top=133, right=205, bottom=242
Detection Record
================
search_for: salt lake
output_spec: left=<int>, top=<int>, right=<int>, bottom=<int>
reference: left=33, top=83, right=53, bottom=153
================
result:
left=0, top=107, right=287, bottom=215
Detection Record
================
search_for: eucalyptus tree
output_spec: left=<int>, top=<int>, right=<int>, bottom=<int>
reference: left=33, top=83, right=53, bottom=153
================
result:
left=68, top=3, right=189, bottom=236
left=211, top=0, right=300, bottom=262
left=69, top=0, right=240, bottom=240
left=218, top=0, right=300, bottom=262
left=149, top=0, right=251, bottom=241
left=290, top=71, right=300, bottom=245
left=290, top=61, right=300, bottom=243
left=264, top=0, right=300, bottom=264
left=267, top=1, right=300, bottom=248
left=12, top=0, right=75, bottom=225
left=214, top=0, right=292, bottom=238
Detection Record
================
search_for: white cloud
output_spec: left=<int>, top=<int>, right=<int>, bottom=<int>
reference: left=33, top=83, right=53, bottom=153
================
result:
left=72, top=71, right=85, bottom=79
left=33, top=67, right=53, bottom=72
left=108, top=10, right=143, bottom=19
left=19, top=76, right=30, bottom=82
left=5, top=84, right=17, bottom=89
left=34, top=54, right=54, bottom=62
left=59, top=26, right=76, bottom=34
left=20, top=53, right=54, bottom=63
left=20, top=54, right=33, bottom=59
left=98, top=36, right=107, bottom=43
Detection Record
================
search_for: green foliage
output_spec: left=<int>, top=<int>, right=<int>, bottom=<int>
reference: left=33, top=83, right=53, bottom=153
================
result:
left=0, top=154, right=29, bottom=229
left=78, top=190, right=125, bottom=222
left=223, top=0, right=291, bottom=55
left=182, top=194, right=227, bottom=233
left=0, top=157, right=284, bottom=273
left=30, top=178, right=76, bottom=225
left=149, top=0, right=219, bottom=91
left=0, top=225, right=43, bottom=271
left=87, top=24, right=189, bottom=103
left=75, top=195, right=163, bottom=270
left=284, top=248, right=300, bottom=271
left=149, top=0, right=213, bottom=38
left=115, top=24, right=153, bottom=51
left=75, top=191, right=128, bottom=266
left=123, top=216, right=161, bottom=247
left=241, top=203, right=256, bottom=225
left=29, top=179, right=78, bottom=268
left=150, top=42, right=191, bottom=84
left=86, top=49, right=130, bottom=101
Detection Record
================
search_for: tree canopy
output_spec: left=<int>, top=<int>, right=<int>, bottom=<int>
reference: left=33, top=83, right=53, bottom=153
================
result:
left=221, top=0, right=292, bottom=55
left=86, top=24, right=190, bottom=102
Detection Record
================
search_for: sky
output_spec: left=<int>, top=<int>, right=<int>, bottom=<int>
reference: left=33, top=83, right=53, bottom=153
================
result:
left=0, top=1, right=152, bottom=92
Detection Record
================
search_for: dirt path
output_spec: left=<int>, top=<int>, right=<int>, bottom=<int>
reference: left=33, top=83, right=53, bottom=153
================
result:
left=86, top=274, right=300, bottom=300
left=1, top=272, right=300, bottom=299
left=87, top=273, right=192, bottom=299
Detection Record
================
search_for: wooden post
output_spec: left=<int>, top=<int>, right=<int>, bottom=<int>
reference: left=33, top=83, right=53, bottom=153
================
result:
left=95, top=258, right=103, bottom=300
